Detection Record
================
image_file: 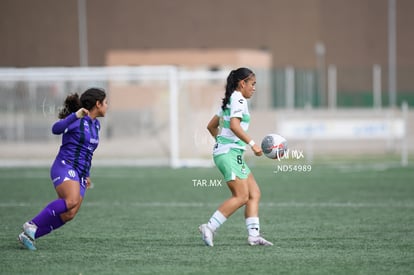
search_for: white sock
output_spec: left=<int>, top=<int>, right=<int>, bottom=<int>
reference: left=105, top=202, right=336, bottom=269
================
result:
left=246, top=217, right=260, bottom=237
left=207, top=210, right=227, bottom=232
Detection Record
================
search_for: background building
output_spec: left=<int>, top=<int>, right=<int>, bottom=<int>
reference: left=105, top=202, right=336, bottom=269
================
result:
left=1, top=0, right=413, bottom=68
left=1, top=0, right=414, bottom=107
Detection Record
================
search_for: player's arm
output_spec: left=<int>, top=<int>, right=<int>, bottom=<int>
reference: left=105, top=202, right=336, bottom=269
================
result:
left=52, top=108, right=89, bottom=134
left=52, top=113, right=78, bottom=134
left=207, top=115, right=220, bottom=139
left=230, top=117, right=262, bottom=156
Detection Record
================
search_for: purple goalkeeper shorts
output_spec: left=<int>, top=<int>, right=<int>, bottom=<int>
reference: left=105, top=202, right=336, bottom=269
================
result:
left=50, top=158, right=87, bottom=197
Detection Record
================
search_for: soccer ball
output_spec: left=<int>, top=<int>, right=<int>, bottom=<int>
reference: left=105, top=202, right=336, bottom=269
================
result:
left=261, top=134, right=288, bottom=159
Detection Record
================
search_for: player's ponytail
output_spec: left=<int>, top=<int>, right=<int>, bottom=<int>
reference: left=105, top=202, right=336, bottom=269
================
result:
left=221, top=67, right=255, bottom=111
left=221, top=70, right=236, bottom=111
left=58, top=93, right=81, bottom=119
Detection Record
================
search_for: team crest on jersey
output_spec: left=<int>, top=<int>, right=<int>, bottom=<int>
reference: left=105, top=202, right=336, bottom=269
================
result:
left=241, top=165, right=247, bottom=175
left=68, top=169, right=76, bottom=178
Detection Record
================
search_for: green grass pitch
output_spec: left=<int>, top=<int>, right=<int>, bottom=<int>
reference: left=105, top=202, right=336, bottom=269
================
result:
left=0, top=162, right=413, bottom=274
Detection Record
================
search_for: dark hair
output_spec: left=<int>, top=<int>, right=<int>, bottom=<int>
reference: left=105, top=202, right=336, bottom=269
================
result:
left=221, top=67, right=255, bottom=111
left=58, top=88, right=106, bottom=119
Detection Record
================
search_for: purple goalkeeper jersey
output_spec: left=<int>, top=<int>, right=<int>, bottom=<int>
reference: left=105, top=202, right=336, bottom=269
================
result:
left=52, top=113, right=100, bottom=178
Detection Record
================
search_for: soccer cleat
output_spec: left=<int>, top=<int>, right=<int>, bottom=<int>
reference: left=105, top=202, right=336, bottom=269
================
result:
left=23, top=222, right=37, bottom=240
left=18, top=232, right=37, bottom=251
left=247, top=235, right=274, bottom=246
left=198, top=224, right=214, bottom=247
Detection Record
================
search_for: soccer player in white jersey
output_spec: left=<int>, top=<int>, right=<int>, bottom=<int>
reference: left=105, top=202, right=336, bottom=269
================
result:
left=199, top=67, right=273, bottom=246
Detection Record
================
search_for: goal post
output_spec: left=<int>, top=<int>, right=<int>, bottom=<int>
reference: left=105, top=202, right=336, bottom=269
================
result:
left=0, top=66, right=227, bottom=167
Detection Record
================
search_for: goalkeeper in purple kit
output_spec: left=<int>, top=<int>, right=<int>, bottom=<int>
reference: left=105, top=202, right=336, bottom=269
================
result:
left=18, top=88, right=108, bottom=251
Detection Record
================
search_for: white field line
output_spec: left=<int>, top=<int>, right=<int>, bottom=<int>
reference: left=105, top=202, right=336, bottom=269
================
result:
left=1, top=201, right=414, bottom=208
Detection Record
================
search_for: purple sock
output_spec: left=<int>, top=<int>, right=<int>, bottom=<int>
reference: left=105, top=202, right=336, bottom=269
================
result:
left=34, top=214, right=65, bottom=238
left=31, top=198, right=68, bottom=228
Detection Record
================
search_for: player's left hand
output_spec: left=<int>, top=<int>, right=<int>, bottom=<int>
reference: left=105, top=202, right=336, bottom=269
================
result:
left=86, top=177, right=94, bottom=189
left=252, top=144, right=263, bottom=156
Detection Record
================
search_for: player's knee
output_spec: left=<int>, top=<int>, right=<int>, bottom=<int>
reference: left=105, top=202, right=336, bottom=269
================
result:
left=64, top=197, right=81, bottom=210
left=236, top=194, right=249, bottom=206
left=250, top=189, right=261, bottom=201
left=61, top=209, right=77, bottom=222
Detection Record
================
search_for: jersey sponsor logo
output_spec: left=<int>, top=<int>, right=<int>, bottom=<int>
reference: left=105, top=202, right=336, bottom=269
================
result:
left=52, top=176, right=61, bottom=183
left=83, top=121, right=90, bottom=132
left=238, top=99, right=244, bottom=104
left=233, top=109, right=243, bottom=114
left=89, top=138, right=99, bottom=144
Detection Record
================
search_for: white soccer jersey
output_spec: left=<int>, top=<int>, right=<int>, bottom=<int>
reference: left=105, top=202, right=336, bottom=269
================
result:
left=213, top=91, right=251, bottom=155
